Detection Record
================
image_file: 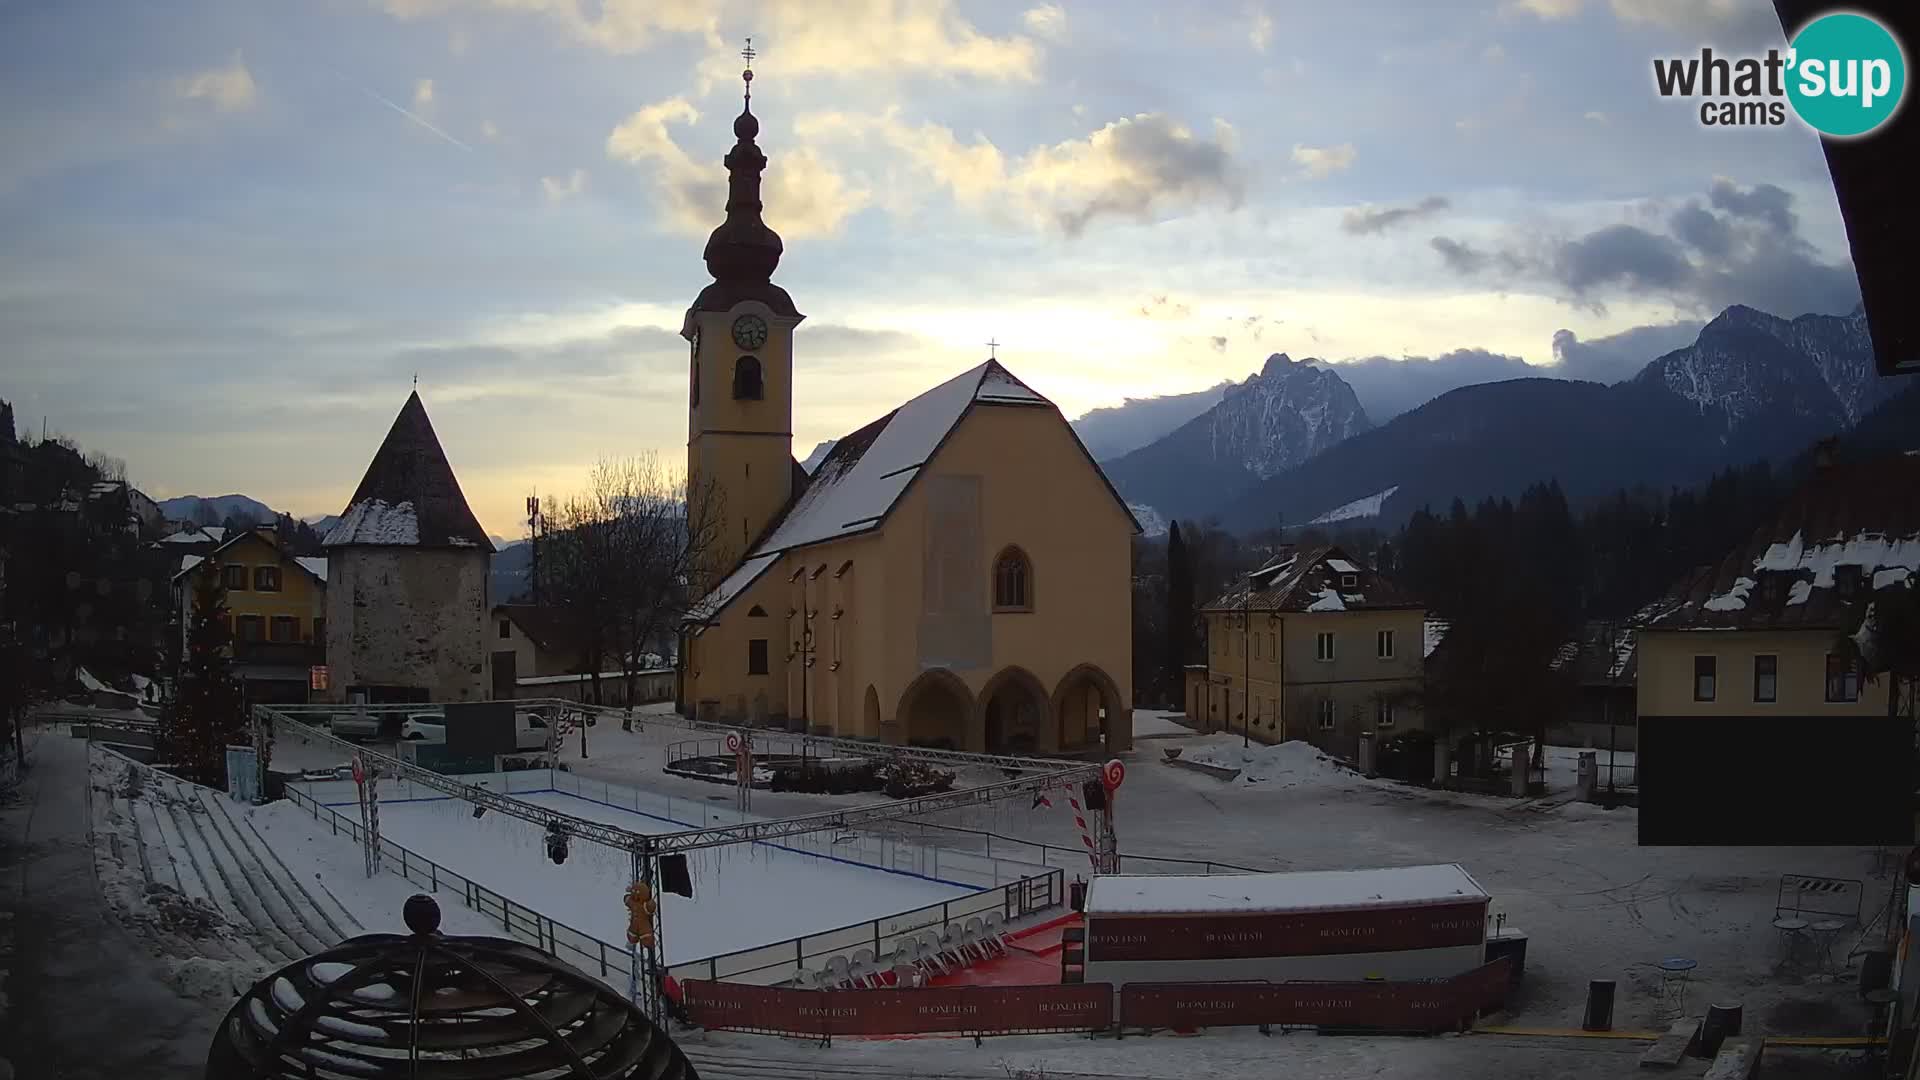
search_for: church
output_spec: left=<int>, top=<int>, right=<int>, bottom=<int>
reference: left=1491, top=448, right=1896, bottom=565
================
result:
left=676, top=64, right=1137, bottom=756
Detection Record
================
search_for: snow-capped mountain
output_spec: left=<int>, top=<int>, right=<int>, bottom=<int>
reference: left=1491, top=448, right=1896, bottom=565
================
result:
left=1101, top=354, right=1371, bottom=524
left=1127, top=503, right=1168, bottom=538
left=1633, top=305, right=1887, bottom=443
left=158, top=493, right=277, bottom=526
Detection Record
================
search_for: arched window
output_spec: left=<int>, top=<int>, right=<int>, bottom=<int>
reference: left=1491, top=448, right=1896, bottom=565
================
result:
left=992, top=546, right=1032, bottom=611
left=733, top=356, right=763, bottom=400
left=747, top=604, right=767, bottom=617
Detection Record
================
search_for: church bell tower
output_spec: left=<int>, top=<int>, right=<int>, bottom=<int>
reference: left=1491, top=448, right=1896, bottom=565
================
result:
left=684, top=39, right=803, bottom=589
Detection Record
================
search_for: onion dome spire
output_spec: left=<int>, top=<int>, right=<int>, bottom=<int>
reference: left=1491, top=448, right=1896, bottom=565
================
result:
left=702, top=37, right=782, bottom=286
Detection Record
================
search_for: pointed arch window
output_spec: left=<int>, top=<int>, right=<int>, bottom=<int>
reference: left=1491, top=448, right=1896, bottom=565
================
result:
left=733, top=356, right=763, bottom=400
left=992, top=546, right=1033, bottom=612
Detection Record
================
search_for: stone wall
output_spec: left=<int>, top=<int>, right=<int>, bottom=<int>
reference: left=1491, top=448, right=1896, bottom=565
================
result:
left=324, top=547, right=488, bottom=702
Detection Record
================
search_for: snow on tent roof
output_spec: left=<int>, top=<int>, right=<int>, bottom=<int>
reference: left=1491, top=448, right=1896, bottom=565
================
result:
left=1085, top=864, right=1488, bottom=916
left=325, top=391, right=492, bottom=550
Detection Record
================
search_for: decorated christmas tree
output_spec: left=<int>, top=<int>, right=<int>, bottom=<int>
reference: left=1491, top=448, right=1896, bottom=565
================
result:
left=161, top=573, right=246, bottom=785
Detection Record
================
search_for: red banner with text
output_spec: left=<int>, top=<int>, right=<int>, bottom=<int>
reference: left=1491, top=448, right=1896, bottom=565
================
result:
left=682, top=981, right=1114, bottom=1037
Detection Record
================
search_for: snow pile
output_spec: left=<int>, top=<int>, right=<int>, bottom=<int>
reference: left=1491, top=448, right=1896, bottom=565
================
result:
left=1182, top=740, right=1350, bottom=787
left=1305, top=587, right=1345, bottom=612
left=164, top=956, right=268, bottom=1000
left=1703, top=576, right=1755, bottom=611
left=325, top=499, right=420, bottom=546
left=1310, top=486, right=1400, bottom=525
left=1753, top=529, right=1920, bottom=588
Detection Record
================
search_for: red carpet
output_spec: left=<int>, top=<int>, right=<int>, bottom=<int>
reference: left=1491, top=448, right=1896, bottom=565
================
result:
left=925, top=914, right=1080, bottom=988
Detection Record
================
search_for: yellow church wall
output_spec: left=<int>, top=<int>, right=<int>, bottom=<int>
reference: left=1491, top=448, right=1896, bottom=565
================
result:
left=686, top=299, right=802, bottom=588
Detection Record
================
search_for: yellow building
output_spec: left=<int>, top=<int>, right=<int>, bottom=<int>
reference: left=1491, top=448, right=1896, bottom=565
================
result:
left=677, top=78, right=1137, bottom=755
left=174, top=527, right=328, bottom=703
left=1195, top=544, right=1428, bottom=757
left=1634, top=452, right=1915, bottom=721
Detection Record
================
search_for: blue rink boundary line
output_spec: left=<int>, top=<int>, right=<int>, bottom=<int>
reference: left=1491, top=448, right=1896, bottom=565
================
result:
left=324, top=789, right=981, bottom=892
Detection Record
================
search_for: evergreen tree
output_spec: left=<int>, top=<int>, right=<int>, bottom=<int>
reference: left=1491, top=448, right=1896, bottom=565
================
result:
left=1165, top=522, right=1194, bottom=702
left=162, top=574, right=246, bottom=786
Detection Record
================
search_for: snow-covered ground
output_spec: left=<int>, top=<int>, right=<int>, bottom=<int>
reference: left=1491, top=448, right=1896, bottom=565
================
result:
left=355, top=790, right=978, bottom=965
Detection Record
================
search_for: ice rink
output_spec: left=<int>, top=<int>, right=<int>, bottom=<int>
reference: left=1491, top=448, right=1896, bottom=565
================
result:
left=355, top=790, right=979, bottom=965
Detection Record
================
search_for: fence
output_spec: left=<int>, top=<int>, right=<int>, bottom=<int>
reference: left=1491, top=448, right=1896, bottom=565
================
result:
left=868, top=818, right=1274, bottom=877
left=682, top=958, right=1513, bottom=1039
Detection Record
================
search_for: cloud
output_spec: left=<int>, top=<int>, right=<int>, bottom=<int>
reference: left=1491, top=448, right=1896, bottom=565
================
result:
left=1550, top=320, right=1704, bottom=383
left=1510, top=0, right=1581, bottom=16
left=1249, top=7, right=1275, bottom=51
left=176, top=53, right=257, bottom=112
left=1431, top=180, right=1859, bottom=318
left=1668, top=203, right=1732, bottom=256
left=541, top=168, right=587, bottom=201
left=1022, top=3, right=1066, bottom=39
left=1510, top=0, right=1782, bottom=42
left=607, top=98, right=869, bottom=238
left=412, top=78, right=435, bottom=110
left=1210, top=335, right=1229, bottom=352
left=1291, top=143, right=1355, bottom=179
left=798, top=109, right=1242, bottom=236
left=481, top=119, right=501, bottom=140
left=1342, top=195, right=1450, bottom=235
left=379, top=0, right=717, bottom=53
left=1707, top=176, right=1794, bottom=234
left=1556, top=224, right=1693, bottom=294
left=1138, top=295, right=1192, bottom=319
left=1483, top=43, right=1507, bottom=62
left=1322, top=349, right=1538, bottom=422
left=1583, top=110, right=1610, bottom=124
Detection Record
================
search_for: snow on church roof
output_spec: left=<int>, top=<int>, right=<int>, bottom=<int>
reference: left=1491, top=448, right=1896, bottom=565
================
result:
left=688, top=359, right=1136, bottom=622
left=325, top=392, right=492, bottom=550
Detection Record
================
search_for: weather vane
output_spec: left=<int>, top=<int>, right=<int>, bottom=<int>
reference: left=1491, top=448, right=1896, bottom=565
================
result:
left=986, top=338, right=999, bottom=360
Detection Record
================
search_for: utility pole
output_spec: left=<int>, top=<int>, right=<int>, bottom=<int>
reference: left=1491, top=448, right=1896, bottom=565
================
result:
left=1242, top=568, right=1251, bottom=749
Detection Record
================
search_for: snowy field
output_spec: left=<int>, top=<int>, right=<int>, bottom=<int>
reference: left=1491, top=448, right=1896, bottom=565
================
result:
left=346, top=790, right=980, bottom=965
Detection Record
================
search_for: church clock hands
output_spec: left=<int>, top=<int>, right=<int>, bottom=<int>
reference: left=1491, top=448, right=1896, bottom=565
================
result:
left=731, top=314, right=768, bottom=350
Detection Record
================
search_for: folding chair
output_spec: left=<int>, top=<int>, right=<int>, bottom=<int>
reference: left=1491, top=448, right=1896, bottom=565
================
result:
left=823, top=954, right=854, bottom=989
left=982, top=910, right=1012, bottom=955
left=962, top=918, right=993, bottom=961
left=892, top=959, right=923, bottom=989
left=940, top=925, right=970, bottom=968
left=850, top=948, right=880, bottom=988
left=917, top=931, right=952, bottom=974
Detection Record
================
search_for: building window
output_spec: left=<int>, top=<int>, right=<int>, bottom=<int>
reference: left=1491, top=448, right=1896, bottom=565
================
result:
left=1340, top=573, right=1358, bottom=589
left=1753, top=654, right=1778, bottom=703
left=748, top=638, right=769, bottom=676
left=748, top=604, right=768, bottom=617
left=733, top=356, right=764, bottom=400
left=1317, top=699, right=1337, bottom=730
left=1253, top=634, right=1262, bottom=659
left=1375, top=699, right=1395, bottom=727
left=223, top=564, right=248, bottom=591
left=1268, top=631, right=1276, bottom=657
left=498, top=619, right=511, bottom=639
left=993, top=547, right=1032, bottom=611
left=1693, top=655, right=1717, bottom=702
left=1315, top=631, right=1335, bottom=662
left=253, top=566, right=281, bottom=592
left=1826, top=653, right=1862, bottom=703
left=269, top=616, right=297, bottom=643
left=236, top=615, right=264, bottom=643
left=1377, top=629, right=1395, bottom=660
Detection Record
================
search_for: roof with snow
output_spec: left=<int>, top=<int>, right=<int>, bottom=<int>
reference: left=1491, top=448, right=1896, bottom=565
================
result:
left=325, top=392, right=492, bottom=551
left=170, top=529, right=329, bottom=584
left=158, top=526, right=226, bottom=545
left=1085, top=864, right=1487, bottom=916
left=1201, top=544, right=1420, bottom=614
left=1637, top=453, right=1920, bottom=632
left=687, top=359, right=1137, bottom=622
left=1547, top=619, right=1638, bottom=685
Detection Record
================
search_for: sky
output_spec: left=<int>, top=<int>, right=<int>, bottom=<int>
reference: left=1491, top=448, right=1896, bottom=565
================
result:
left=0, top=0, right=1865, bottom=538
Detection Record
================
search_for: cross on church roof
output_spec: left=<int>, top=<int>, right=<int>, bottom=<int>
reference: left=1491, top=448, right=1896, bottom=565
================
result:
left=986, top=338, right=999, bottom=359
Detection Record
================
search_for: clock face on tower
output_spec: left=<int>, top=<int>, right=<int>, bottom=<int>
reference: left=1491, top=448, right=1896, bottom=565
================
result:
left=731, top=314, right=769, bottom=350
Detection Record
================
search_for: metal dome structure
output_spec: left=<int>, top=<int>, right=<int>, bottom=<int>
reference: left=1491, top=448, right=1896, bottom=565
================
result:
left=206, top=895, right=698, bottom=1080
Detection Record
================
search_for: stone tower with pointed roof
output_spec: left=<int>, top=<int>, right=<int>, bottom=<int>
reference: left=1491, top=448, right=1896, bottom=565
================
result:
left=682, top=49, right=805, bottom=593
left=676, top=47, right=1139, bottom=754
left=322, top=391, right=495, bottom=704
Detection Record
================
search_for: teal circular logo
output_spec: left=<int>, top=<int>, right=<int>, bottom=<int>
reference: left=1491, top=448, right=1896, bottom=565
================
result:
left=1786, top=13, right=1907, bottom=138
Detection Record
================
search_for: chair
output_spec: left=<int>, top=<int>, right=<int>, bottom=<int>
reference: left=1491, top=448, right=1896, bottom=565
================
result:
left=892, top=960, right=922, bottom=989
left=850, top=948, right=879, bottom=988
left=963, top=918, right=992, bottom=960
left=982, top=911, right=1012, bottom=954
left=940, top=925, right=969, bottom=967
left=823, top=954, right=854, bottom=989
left=917, top=931, right=951, bottom=974
left=791, top=969, right=819, bottom=990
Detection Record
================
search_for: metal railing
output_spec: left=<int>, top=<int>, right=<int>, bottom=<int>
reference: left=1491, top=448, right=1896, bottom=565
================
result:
left=877, top=819, right=1276, bottom=877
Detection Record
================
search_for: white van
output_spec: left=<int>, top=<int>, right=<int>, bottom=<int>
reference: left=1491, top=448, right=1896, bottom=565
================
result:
left=399, top=710, right=550, bottom=752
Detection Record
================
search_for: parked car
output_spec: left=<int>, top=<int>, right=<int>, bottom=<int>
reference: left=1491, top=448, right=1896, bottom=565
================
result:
left=516, top=711, right=552, bottom=752
left=327, top=712, right=380, bottom=740
left=400, top=712, right=446, bottom=742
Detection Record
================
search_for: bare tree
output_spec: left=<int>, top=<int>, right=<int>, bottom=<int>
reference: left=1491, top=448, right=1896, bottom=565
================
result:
left=543, top=456, right=724, bottom=728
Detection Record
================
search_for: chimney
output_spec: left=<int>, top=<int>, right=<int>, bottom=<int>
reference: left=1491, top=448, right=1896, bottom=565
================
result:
left=1814, top=436, right=1840, bottom=471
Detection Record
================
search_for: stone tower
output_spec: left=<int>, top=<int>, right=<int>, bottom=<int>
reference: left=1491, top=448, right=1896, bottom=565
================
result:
left=322, top=391, right=494, bottom=704
left=683, top=51, right=805, bottom=592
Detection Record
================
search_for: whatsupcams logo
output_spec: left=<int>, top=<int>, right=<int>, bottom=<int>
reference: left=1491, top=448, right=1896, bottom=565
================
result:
left=1653, top=11, right=1907, bottom=137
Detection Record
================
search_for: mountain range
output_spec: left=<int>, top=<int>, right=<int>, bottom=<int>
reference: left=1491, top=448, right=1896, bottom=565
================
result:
left=1095, top=304, right=1898, bottom=532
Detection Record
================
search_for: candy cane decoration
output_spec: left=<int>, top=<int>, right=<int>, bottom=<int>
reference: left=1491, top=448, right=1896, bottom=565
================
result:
left=1064, top=784, right=1098, bottom=868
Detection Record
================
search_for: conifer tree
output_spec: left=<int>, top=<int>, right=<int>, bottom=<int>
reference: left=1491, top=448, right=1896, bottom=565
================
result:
left=162, top=573, right=246, bottom=785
